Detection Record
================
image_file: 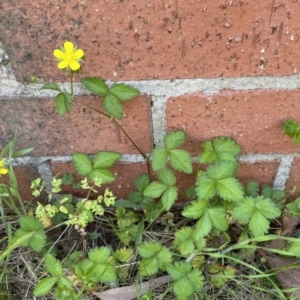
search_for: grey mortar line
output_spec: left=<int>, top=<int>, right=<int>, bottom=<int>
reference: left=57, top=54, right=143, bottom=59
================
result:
left=273, top=155, right=294, bottom=190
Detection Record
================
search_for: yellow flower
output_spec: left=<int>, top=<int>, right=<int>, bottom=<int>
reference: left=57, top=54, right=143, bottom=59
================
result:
left=53, top=41, right=84, bottom=71
left=0, top=160, right=8, bottom=175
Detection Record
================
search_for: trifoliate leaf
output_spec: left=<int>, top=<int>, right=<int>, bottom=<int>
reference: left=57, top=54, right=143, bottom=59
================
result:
left=246, top=181, right=260, bottom=197
left=41, top=82, right=61, bottom=92
left=72, top=153, right=93, bottom=176
left=151, top=147, right=168, bottom=171
left=138, top=242, right=172, bottom=276
left=109, top=83, right=140, bottom=101
left=33, top=277, right=57, bottom=297
left=164, top=131, right=186, bottom=150
left=143, top=181, right=168, bottom=198
left=161, top=186, right=178, bottom=211
left=157, top=168, right=176, bottom=186
left=93, top=151, right=121, bottom=169
left=82, top=77, right=108, bottom=95
left=167, top=262, right=204, bottom=299
left=232, top=196, right=281, bottom=237
left=169, top=149, right=192, bottom=174
left=200, top=137, right=241, bottom=163
left=45, top=254, right=62, bottom=277
left=104, top=93, right=123, bottom=119
left=13, top=216, right=47, bottom=252
left=88, top=247, right=111, bottom=263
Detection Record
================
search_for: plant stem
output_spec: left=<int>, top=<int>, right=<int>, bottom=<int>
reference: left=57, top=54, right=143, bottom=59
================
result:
left=77, top=100, right=151, bottom=174
left=70, top=71, right=74, bottom=96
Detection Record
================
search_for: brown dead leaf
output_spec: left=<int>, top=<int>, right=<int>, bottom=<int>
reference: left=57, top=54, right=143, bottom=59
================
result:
left=93, top=275, right=172, bottom=300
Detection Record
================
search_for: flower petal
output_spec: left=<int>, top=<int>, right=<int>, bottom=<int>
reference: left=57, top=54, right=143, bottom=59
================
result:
left=64, top=41, right=74, bottom=53
left=69, top=60, right=81, bottom=71
left=73, top=49, right=84, bottom=60
left=53, top=49, right=65, bottom=59
left=0, top=168, right=8, bottom=174
left=58, top=61, right=69, bottom=69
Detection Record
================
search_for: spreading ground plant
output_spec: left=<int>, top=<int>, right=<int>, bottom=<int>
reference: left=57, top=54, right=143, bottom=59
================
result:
left=0, top=41, right=300, bottom=300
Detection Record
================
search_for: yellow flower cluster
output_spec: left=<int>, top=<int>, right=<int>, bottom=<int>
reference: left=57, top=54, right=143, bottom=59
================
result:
left=53, top=41, right=84, bottom=71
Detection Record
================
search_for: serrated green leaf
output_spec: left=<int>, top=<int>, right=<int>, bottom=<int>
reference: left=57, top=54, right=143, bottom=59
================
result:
left=114, top=247, right=134, bottom=263
left=206, top=161, right=237, bottom=180
left=196, top=175, right=216, bottom=200
left=109, top=83, right=139, bottom=101
left=173, top=227, right=195, bottom=255
left=45, top=254, right=62, bottom=277
left=167, top=262, right=204, bottom=300
left=138, top=241, right=162, bottom=258
left=170, top=149, right=192, bottom=174
left=143, top=181, right=168, bottom=198
left=41, top=83, right=61, bottom=92
left=55, top=92, right=72, bottom=116
left=232, top=196, right=281, bottom=237
left=208, top=207, right=229, bottom=231
left=94, top=151, right=121, bottom=169
left=157, top=168, right=176, bottom=186
left=88, top=247, right=111, bottom=263
left=72, top=153, right=93, bottom=176
left=151, top=147, right=168, bottom=171
left=82, top=77, right=108, bottom=95
left=89, top=168, right=115, bottom=183
left=104, top=93, right=123, bottom=119
left=200, top=137, right=241, bottom=163
left=94, top=264, right=117, bottom=283
left=164, top=131, right=186, bottom=150
left=182, top=199, right=209, bottom=219
left=33, top=277, right=57, bottom=297
left=287, top=198, right=300, bottom=216
left=135, top=174, right=150, bottom=192
left=19, top=216, right=43, bottom=231
left=246, top=181, right=260, bottom=197
left=138, top=257, right=159, bottom=276
left=216, top=177, right=244, bottom=202
left=194, top=212, right=212, bottom=239
left=161, top=186, right=178, bottom=211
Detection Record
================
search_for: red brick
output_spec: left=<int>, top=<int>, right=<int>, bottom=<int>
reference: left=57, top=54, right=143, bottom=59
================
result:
left=1, top=1, right=300, bottom=82
left=0, top=96, right=152, bottom=156
left=286, top=158, right=300, bottom=191
left=167, top=90, right=300, bottom=154
left=1, top=165, right=40, bottom=202
left=51, top=161, right=149, bottom=200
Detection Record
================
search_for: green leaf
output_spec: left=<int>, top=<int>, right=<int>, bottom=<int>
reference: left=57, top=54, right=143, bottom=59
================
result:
left=89, top=169, right=115, bottom=183
left=138, top=242, right=173, bottom=276
left=144, top=181, right=168, bottom=198
left=286, top=241, right=300, bottom=257
left=196, top=175, right=216, bottom=200
left=12, top=147, right=34, bottom=158
left=135, top=219, right=145, bottom=245
left=33, top=277, right=57, bottom=297
left=151, top=147, right=168, bottom=171
left=82, top=77, right=108, bottom=95
left=72, top=153, right=93, bottom=176
left=13, top=216, right=47, bottom=252
left=94, top=264, right=117, bottom=283
left=246, top=181, right=260, bottom=197
left=94, top=151, right=121, bottom=169
left=232, top=196, right=281, bottom=237
left=169, top=149, right=192, bottom=174
left=173, top=226, right=196, bottom=255
left=216, top=177, right=244, bottom=202
left=157, top=168, right=176, bottom=186
left=41, top=83, right=61, bottom=92
left=209, top=265, right=236, bottom=288
left=161, top=186, right=178, bottom=211
left=114, top=247, right=134, bottom=263
left=182, top=199, right=209, bottom=219
left=164, top=131, right=186, bottom=150
left=45, top=254, right=62, bottom=277
left=206, top=161, right=237, bottom=180
left=109, top=83, right=140, bottom=101
left=167, top=262, right=204, bottom=300
left=283, top=119, right=300, bottom=145
left=88, top=247, right=111, bottom=263
left=287, top=198, right=300, bottom=216
left=55, top=92, right=72, bottom=116
left=103, top=93, right=123, bottom=119
left=200, top=137, right=241, bottom=163
left=134, top=174, right=150, bottom=192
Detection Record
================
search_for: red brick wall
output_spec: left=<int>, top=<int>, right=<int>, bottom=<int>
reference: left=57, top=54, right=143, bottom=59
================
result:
left=1, top=0, right=300, bottom=200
